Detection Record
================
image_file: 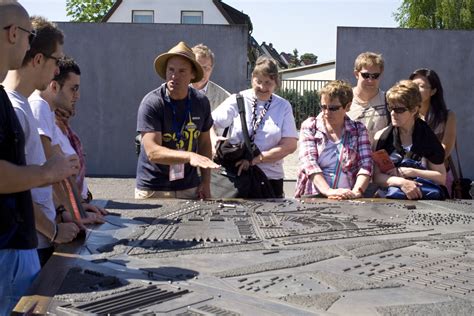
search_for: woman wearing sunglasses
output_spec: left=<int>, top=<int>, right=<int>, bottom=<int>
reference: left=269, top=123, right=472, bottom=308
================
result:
left=373, top=80, right=446, bottom=200
left=295, top=80, right=372, bottom=199
left=409, top=68, right=456, bottom=197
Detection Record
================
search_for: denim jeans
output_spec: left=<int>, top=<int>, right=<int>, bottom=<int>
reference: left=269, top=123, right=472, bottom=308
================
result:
left=0, top=249, right=40, bottom=315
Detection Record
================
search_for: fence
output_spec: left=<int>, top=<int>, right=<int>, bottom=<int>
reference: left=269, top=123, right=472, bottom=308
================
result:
left=278, top=79, right=330, bottom=128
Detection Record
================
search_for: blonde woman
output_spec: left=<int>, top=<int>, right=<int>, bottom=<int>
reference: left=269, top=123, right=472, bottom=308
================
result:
left=373, top=80, right=446, bottom=200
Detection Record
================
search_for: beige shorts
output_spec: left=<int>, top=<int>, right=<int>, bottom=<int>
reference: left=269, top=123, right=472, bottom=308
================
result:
left=134, top=187, right=197, bottom=199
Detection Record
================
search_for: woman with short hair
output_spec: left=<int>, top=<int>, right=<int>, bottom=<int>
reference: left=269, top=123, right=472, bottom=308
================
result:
left=295, top=80, right=373, bottom=199
left=373, top=80, right=446, bottom=200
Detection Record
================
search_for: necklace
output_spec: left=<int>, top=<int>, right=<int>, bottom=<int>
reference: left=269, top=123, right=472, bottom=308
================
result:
left=250, top=95, right=273, bottom=140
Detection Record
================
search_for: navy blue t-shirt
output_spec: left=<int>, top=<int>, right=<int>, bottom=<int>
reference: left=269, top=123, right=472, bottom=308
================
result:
left=0, top=85, right=37, bottom=250
left=136, top=84, right=213, bottom=191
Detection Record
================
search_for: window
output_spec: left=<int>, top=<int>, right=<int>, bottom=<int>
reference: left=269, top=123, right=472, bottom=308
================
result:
left=181, top=11, right=203, bottom=24
left=132, top=10, right=154, bottom=23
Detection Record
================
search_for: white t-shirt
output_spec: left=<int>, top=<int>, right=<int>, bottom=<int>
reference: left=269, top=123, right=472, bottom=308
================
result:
left=347, top=89, right=388, bottom=144
left=212, top=89, right=298, bottom=179
left=8, top=90, right=55, bottom=249
left=29, top=93, right=89, bottom=199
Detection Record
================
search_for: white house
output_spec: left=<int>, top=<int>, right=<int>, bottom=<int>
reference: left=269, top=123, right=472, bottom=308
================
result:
left=279, top=60, right=336, bottom=81
left=102, top=0, right=251, bottom=26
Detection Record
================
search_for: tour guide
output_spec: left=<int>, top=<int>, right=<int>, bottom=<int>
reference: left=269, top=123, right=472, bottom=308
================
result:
left=135, top=41, right=219, bottom=200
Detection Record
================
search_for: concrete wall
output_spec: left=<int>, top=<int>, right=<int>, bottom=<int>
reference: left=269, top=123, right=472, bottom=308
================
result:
left=107, top=0, right=228, bottom=24
left=336, top=27, right=474, bottom=179
left=57, top=22, right=248, bottom=176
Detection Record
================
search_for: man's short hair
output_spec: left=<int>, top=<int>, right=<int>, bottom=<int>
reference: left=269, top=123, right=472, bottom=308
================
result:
left=320, top=80, right=353, bottom=107
left=54, top=56, right=80, bottom=86
left=22, top=16, right=63, bottom=66
left=354, top=52, right=384, bottom=72
left=192, top=43, right=215, bottom=65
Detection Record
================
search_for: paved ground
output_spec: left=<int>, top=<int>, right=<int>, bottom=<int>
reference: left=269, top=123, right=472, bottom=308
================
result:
left=87, top=148, right=300, bottom=200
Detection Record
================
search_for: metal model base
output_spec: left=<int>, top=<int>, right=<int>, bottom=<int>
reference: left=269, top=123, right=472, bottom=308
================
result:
left=16, top=198, right=474, bottom=315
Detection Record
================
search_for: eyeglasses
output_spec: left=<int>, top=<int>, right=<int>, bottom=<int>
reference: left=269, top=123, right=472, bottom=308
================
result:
left=3, top=25, right=37, bottom=45
left=320, top=104, right=344, bottom=112
left=388, top=106, right=409, bottom=114
left=360, top=72, right=381, bottom=80
left=43, top=53, right=62, bottom=66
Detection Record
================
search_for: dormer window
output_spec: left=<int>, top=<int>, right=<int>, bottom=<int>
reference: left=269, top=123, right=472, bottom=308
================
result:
left=132, top=10, right=154, bottom=23
left=181, top=11, right=203, bottom=24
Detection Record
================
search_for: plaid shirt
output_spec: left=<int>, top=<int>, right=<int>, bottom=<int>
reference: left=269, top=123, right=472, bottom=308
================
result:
left=295, top=114, right=373, bottom=197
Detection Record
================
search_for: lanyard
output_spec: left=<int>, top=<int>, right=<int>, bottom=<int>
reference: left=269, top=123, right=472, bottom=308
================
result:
left=250, top=95, right=272, bottom=140
left=331, top=133, right=347, bottom=189
left=164, top=89, right=192, bottom=145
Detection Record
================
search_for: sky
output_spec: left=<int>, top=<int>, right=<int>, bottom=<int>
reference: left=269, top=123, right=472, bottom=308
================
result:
left=19, top=0, right=401, bottom=62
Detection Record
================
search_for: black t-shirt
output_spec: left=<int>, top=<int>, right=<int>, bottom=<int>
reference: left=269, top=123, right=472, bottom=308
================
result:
left=0, top=85, right=37, bottom=250
left=136, top=84, right=213, bottom=191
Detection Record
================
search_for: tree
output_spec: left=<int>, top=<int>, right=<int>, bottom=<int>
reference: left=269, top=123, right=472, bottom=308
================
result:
left=66, top=0, right=116, bottom=22
left=289, top=49, right=300, bottom=68
left=394, top=0, right=474, bottom=29
left=300, top=53, right=318, bottom=65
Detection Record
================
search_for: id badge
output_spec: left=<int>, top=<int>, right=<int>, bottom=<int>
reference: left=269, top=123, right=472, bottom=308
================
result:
left=169, top=163, right=185, bottom=181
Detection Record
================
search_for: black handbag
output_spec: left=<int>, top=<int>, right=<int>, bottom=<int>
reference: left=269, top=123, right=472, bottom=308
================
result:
left=211, top=93, right=275, bottom=199
left=449, top=141, right=472, bottom=199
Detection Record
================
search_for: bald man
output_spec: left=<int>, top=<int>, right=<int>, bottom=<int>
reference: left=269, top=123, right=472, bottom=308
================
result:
left=0, top=1, right=79, bottom=313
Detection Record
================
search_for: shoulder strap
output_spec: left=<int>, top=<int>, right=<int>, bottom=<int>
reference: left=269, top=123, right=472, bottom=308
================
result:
left=331, top=133, right=347, bottom=188
left=384, top=91, right=392, bottom=124
left=452, top=140, right=464, bottom=179
left=236, top=93, right=253, bottom=160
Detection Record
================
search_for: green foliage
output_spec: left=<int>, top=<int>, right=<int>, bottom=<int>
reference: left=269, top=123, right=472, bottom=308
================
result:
left=394, top=0, right=474, bottom=29
left=300, top=53, right=318, bottom=65
left=278, top=89, right=320, bottom=128
left=66, top=0, right=115, bottom=22
left=288, top=48, right=300, bottom=68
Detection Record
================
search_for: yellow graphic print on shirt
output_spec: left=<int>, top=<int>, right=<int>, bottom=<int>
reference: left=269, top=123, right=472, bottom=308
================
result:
left=162, top=114, right=200, bottom=151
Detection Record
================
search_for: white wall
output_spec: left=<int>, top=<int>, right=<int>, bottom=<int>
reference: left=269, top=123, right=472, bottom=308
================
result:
left=107, top=0, right=229, bottom=24
left=281, top=64, right=335, bottom=80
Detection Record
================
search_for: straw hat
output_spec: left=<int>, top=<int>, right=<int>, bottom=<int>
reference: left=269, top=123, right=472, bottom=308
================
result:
left=154, top=41, right=203, bottom=83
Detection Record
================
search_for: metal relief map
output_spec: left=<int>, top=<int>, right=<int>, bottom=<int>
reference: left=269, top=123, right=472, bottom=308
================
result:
left=19, top=198, right=474, bottom=315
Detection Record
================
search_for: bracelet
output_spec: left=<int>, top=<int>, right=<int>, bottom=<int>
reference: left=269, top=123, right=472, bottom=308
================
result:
left=56, top=205, right=66, bottom=215
left=50, top=223, right=58, bottom=243
left=56, top=205, right=66, bottom=223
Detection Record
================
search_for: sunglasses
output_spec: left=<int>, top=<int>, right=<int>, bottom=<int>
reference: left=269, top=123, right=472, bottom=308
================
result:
left=320, top=104, right=344, bottom=112
left=388, top=106, right=409, bottom=114
left=43, top=53, right=62, bottom=66
left=360, top=72, right=381, bottom=80
left=3, top=25, right=37, bottom=45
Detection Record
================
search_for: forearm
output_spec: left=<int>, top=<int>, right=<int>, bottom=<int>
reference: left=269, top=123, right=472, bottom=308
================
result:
left=352, top=174, right=370, bottom=193
left=198, top=133, right=213, bottom=184
left=146, top=145, right=191, bottom=165
left=310, top=173, right=331, bottom=196
left=257, top=138, right=297, bottom=164
left=404, top=168, right=446, bottom=185
left=33, top=202, right=55, bottom=241
left=0, top=161, right=52, bottom=194
left=374, top=171, right=405, bottom=188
